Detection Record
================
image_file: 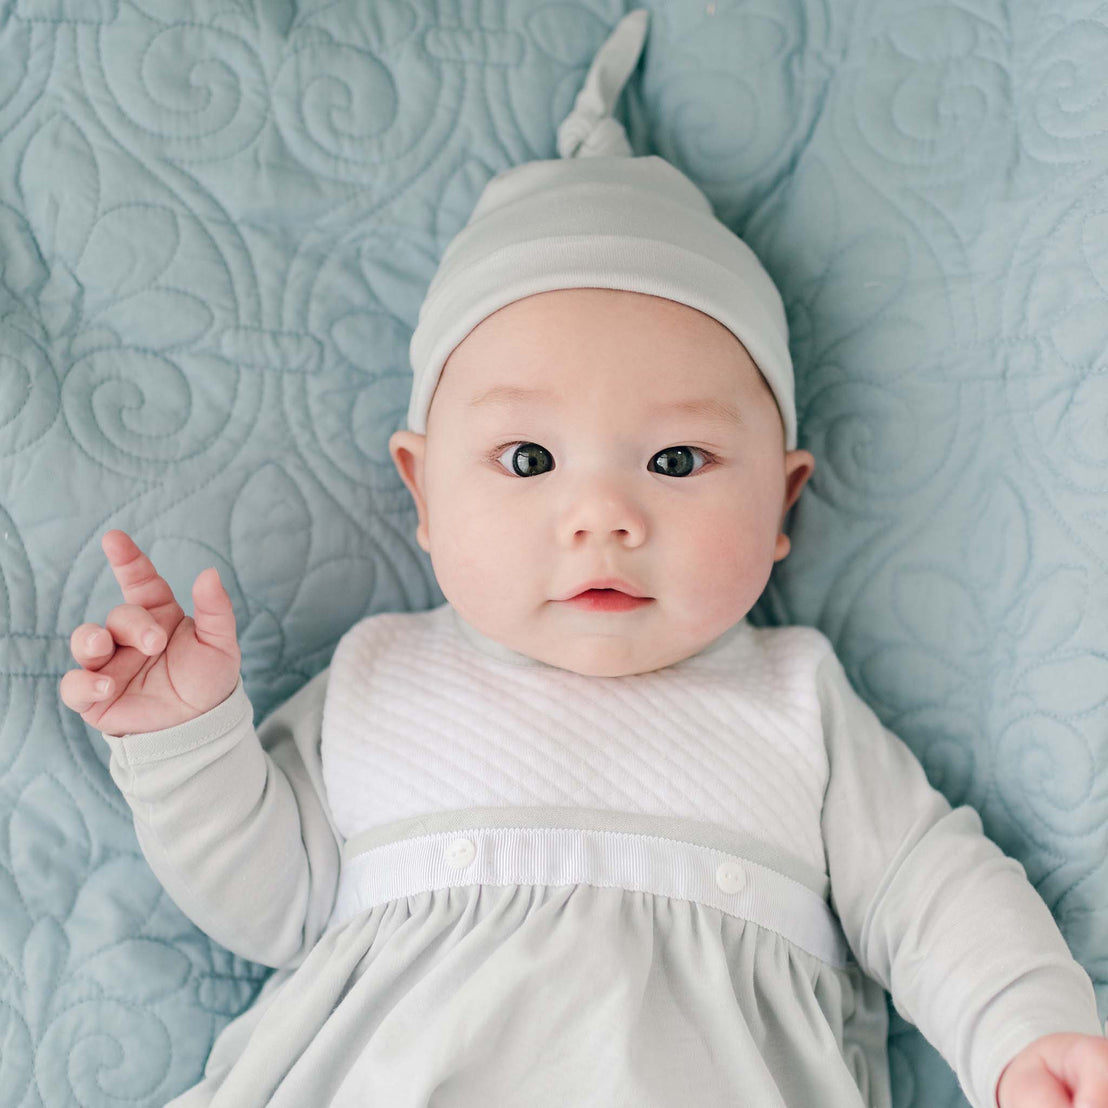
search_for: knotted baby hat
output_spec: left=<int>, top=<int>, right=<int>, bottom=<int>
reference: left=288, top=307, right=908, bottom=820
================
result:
left=407, top=8, right=797, bottom=449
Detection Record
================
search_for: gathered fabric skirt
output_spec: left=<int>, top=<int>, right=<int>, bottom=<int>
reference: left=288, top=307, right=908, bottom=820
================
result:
left=170, top=880, right=889, bottom=1107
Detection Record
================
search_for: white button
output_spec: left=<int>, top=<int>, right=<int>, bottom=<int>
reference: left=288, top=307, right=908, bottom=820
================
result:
left=444, top=838, right=476, bottom=868
left=715, top=860, right=746, bottom=895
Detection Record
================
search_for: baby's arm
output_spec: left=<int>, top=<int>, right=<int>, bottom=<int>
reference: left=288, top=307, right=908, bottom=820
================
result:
left=817, top=651, right=1101, bottom=1108
left=60, top=532, right=341, bottom=968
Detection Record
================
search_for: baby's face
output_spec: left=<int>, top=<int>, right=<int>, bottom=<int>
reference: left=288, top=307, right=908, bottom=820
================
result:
left=390, top=288, right=814, bottom=676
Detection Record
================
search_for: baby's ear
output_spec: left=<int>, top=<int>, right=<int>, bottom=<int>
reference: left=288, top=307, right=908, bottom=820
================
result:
left=783, top=449, right=815, bottom=511
left=773, top=449, right=815, bottom=562
left=388, top=430, right=430, bottom=552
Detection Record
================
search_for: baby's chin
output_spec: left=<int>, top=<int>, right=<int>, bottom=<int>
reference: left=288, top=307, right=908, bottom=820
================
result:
left=452, top=597, right=727, bottom=676
left=519, top=630, right=700, bottom=678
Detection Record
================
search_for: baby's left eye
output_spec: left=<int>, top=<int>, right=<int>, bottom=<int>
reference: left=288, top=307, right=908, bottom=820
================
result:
left=649, top=446, right=710, bottom=478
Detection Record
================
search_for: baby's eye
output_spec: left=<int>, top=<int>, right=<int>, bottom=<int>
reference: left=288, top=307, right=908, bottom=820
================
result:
left=496, top=442, right=555, bottom=477
left=649, top=446, right=710, bottom=477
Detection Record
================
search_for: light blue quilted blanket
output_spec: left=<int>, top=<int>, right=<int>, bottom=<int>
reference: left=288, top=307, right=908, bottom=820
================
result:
left=2, top=1, right=1105, bottom=1104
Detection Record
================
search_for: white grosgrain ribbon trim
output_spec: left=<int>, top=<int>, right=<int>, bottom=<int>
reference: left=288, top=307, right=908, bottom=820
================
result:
left=330, top=825, right=850, bottom=968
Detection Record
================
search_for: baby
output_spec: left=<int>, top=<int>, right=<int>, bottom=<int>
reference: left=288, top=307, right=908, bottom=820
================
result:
left=59, top=11, right=1104, bottom=1108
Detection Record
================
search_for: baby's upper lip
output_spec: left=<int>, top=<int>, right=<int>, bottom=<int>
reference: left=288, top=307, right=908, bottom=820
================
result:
left=560, top=578, right=652, bottom=601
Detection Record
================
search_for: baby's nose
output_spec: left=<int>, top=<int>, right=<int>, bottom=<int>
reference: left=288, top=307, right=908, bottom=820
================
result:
left=559, top=479, right=647, bottom=547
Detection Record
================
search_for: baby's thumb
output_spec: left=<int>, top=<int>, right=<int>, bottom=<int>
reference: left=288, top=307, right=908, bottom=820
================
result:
left=191, top=567, right=239, bottom=654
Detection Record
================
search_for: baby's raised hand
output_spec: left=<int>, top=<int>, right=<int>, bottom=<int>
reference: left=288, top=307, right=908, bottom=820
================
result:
left=997, top=1032, right=1108, bottom=1107
left=60, top=530, right=241, bottom=736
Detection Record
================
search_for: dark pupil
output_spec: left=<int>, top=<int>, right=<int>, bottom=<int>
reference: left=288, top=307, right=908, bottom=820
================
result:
left=654, top=447, right=694, bottom=476
left=513, top=443, right=553, bottom=476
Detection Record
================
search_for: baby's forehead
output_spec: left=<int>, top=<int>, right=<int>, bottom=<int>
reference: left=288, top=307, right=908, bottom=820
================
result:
left=448, top=289, right=757, bottom=371
left=428, top=288, right=779, bottom=434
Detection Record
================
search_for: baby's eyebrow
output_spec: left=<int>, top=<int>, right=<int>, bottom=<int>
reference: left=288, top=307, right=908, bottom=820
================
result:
left=468, top=384, right=556, bottom=408
left=469, top=386, right=742, bottom=426
left=656, top=397, right=743, bottom=426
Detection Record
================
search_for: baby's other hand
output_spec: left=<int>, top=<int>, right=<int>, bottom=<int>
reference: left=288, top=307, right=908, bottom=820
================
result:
left=60, top=530, right=241, bottom=736
left=996, top=1033, right=1108, bottom=1108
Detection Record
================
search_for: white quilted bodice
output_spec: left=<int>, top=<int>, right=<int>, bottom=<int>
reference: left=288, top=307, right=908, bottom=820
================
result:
left=320, top=604, right=835, bottom=874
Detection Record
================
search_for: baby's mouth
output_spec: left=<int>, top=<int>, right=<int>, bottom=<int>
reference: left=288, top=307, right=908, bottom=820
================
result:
left=564, top=588, right=653, bottom=613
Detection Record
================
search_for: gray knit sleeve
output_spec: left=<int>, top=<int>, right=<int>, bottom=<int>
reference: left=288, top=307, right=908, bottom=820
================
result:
left=100, top=669, right=340, bottom=970
left=818, top=651, right=1100, bottom=1108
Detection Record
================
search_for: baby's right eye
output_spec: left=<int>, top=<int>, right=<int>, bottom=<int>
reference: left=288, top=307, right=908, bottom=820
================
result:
left=496, top=442, right=554, bottom=477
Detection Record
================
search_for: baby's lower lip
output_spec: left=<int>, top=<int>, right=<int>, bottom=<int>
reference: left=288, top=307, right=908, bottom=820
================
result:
left=564, top=589, right=653, bottom=613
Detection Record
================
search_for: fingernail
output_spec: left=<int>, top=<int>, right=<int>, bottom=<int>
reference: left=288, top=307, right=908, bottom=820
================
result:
left=95, top=679, right=110, bottom=696
left=87, top=631, right=104, bottom=651
left=142, top=631, right=159, bottom=652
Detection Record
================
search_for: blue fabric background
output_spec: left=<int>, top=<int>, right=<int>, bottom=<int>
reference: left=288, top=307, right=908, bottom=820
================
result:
left=1, top=1, right=1104, bottom=1104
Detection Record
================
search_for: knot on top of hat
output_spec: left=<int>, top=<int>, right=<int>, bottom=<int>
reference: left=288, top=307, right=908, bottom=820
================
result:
left=555, top=8, right=649, bottom=159
left=557, top=114, right=634, bottom=159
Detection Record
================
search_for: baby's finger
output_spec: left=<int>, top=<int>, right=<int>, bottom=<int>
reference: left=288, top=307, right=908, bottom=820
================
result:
left=1064, top=1037, right=1108, bottom=1108
left=104, top=603, right=168, bottom=656
left=101, top=530, right=183, bottom=618
left=1002, top=1066, right=1071, bottom=1108
left=69, top=623, right=116, bottom=670
left=191, top=567, right=238, bottom=654
left=59, top=667, right=115, bottom=715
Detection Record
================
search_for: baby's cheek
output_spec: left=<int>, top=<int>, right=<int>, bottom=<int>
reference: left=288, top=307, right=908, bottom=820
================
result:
left=682, top=516, right=771, bottom=615
left=430, top=495, right=526, bottom=608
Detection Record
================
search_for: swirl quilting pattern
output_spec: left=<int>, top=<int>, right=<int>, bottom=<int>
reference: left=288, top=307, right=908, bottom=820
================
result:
left=0, top=1, right=1104, bottom=1105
